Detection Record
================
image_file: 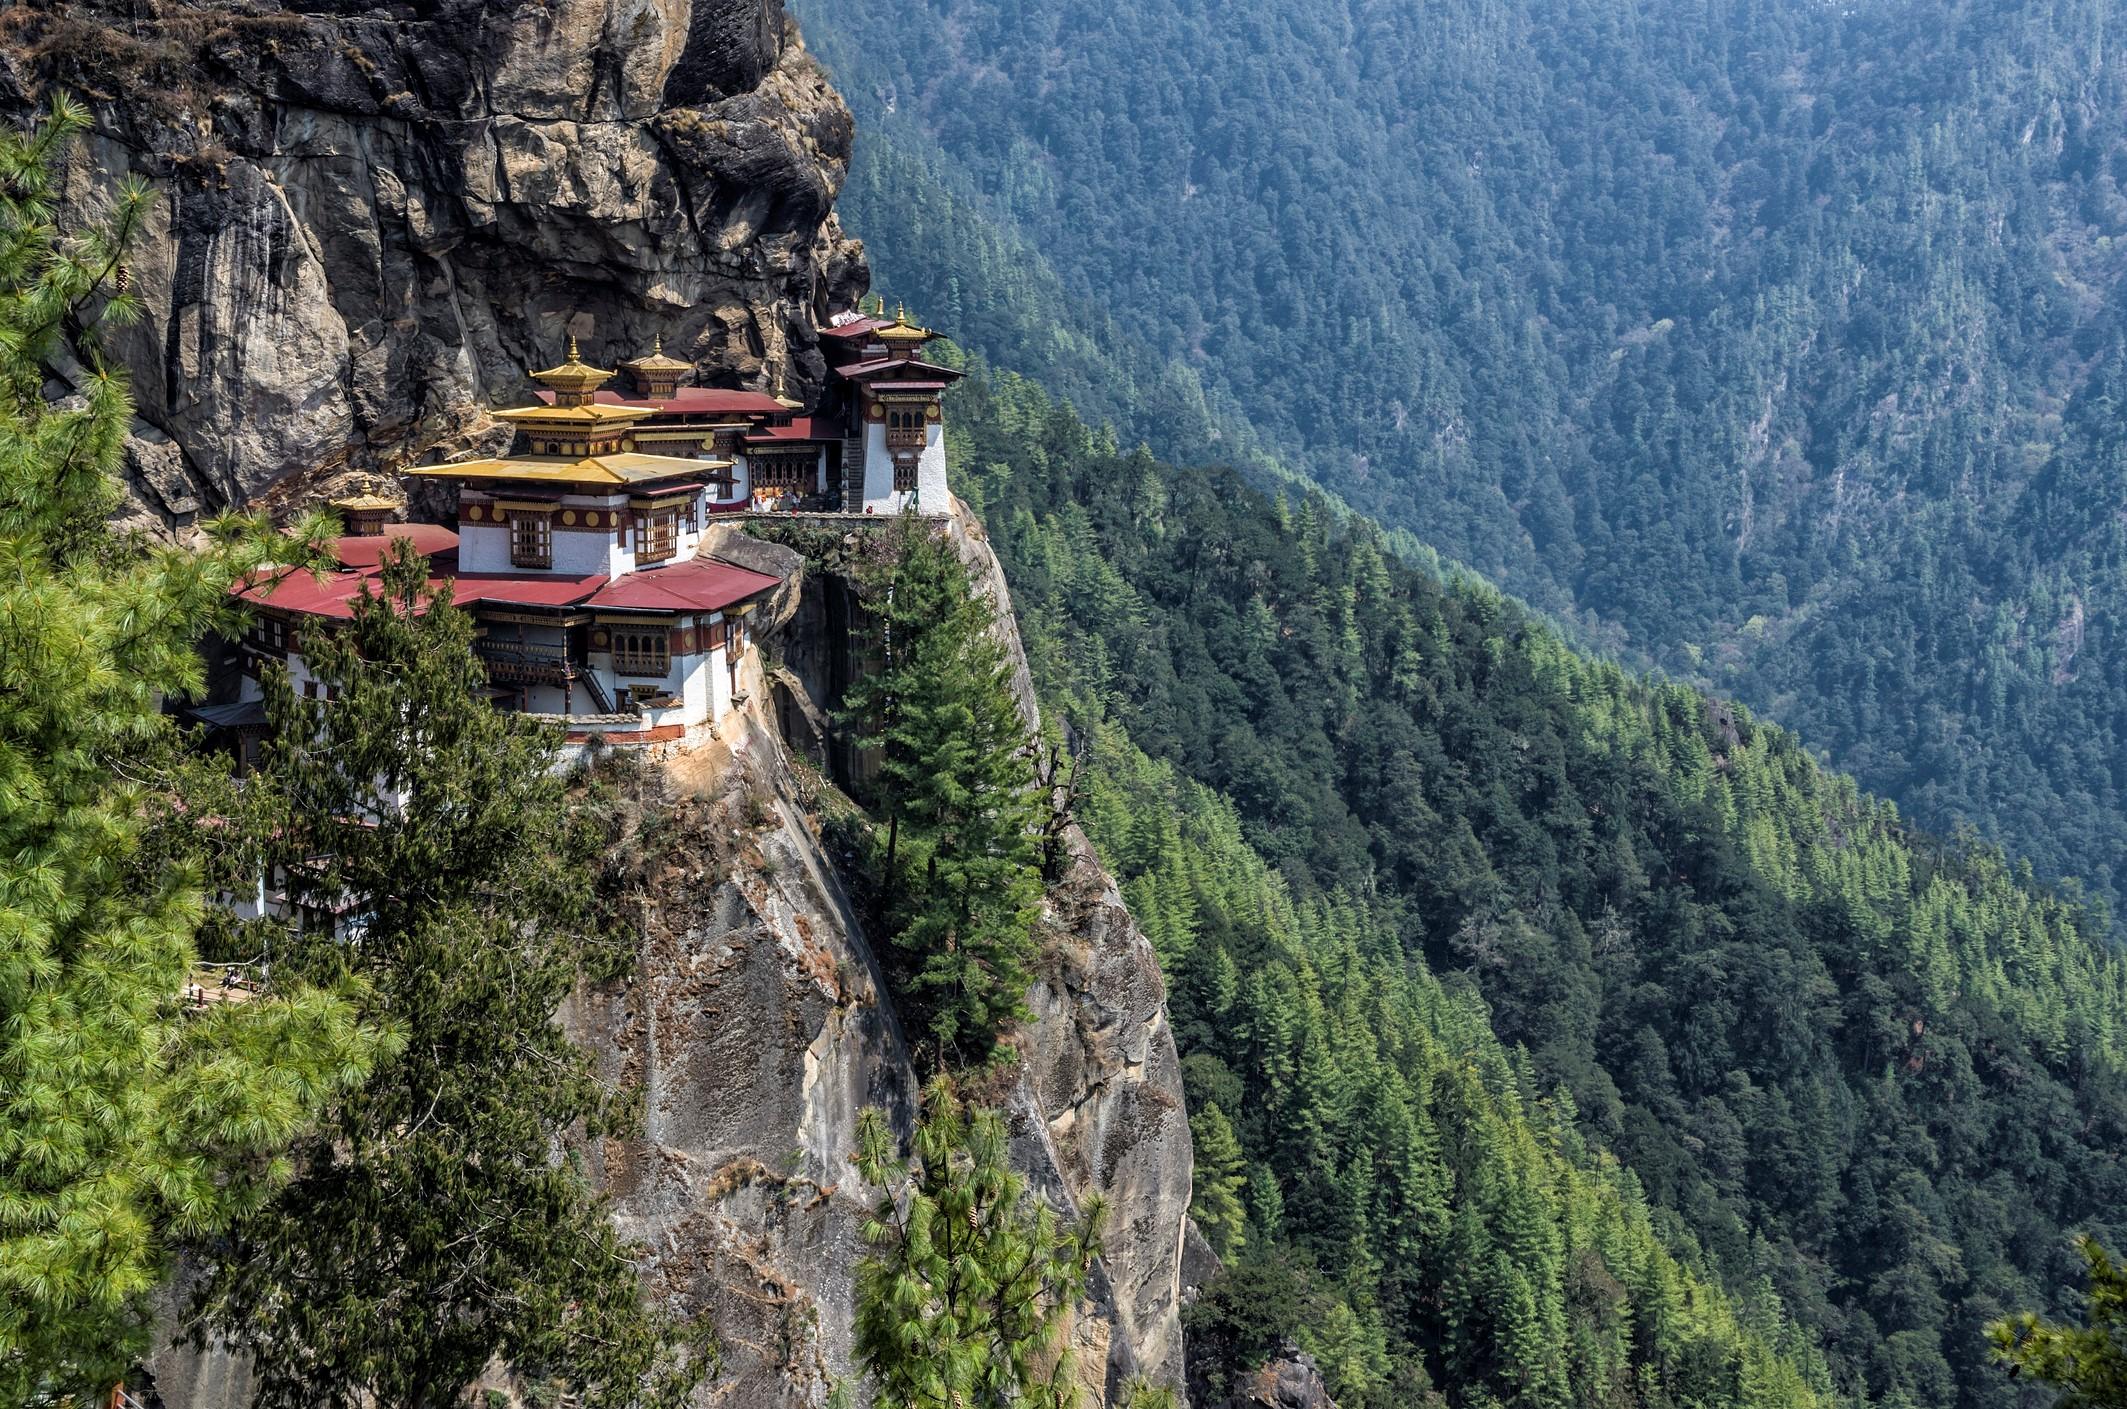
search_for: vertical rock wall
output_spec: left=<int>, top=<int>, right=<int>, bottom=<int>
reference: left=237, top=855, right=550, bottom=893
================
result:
left=2, top=0, right=868, bottom=524
left=575, top=507, right=1193, bottom=1405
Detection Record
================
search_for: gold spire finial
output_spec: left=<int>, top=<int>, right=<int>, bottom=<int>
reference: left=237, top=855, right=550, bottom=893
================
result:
left=532, top=333, right=616, bottom=404
left=652, top=332, right=664, bottom=355
left=876, top=302, right=933, bottom=348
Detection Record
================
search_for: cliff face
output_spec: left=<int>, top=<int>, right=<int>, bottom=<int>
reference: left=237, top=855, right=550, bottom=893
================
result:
left=3, top=0, right=866, bottom=524
left=569, top=509, right=1194, bottom=1406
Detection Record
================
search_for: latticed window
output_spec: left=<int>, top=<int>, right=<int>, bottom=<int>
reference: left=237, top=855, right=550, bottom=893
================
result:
left=885, top=405, right=927, bottom=451
left=894, top=454, right=918, bottom=492
left=636, top=507, right=678, bottom=562
left=509, top=511, right=552, bottom=568
left=752, top=453, right=809, bottom=493
left=610, top=628, right=671, bottom=677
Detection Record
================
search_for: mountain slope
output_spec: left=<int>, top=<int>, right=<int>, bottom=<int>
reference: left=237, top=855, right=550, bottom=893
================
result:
left=796, top=0, right=2127, bottom=920
left=951, top=365, right=2127, bottom=1409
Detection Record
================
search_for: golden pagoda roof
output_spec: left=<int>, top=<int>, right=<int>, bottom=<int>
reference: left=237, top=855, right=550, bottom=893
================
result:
left=406, top=451, right=732, bottom=487
left=874, top=303, right=935, bottom=347
left=330, top=493, right=400, bottom=511
left=619, top=333, right=692, bottom=376
left=493, top=402, right=653, bottom=426
left=529, top=336, right=615, bottom=395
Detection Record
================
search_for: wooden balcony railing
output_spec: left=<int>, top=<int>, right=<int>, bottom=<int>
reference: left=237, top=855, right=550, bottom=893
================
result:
left=473, top=637, right=575, bottom=684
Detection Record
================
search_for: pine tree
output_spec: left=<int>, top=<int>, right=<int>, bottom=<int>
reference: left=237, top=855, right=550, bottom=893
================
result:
left=197, top=542, right=708, bottom=1409
left=1988, top=1236, right=2127, bottom=1407
left=0, top=99, right=372, bottom=1402
left=852, top=1078, right=1104, bottom=1408
left=843, top=519, right=1043, bottom=1060
left=1188, top=1104, right=1250, bottom=1260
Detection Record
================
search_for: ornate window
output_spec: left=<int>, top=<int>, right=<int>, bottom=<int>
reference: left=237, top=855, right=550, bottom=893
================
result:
left=610, top=628, right=671, bottom=678
left=752, top=453, right=810, bottom=494
left=885, top=404, right=928, bottom=451
left=894, top=454, right=918, bottom=493
left=636, top=507, right=678, bottom=563
left=508, top=511, right=553, bottom=568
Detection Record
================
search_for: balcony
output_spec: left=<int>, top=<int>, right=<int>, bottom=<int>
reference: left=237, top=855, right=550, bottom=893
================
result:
left=473, top=637, right=576, bottom=685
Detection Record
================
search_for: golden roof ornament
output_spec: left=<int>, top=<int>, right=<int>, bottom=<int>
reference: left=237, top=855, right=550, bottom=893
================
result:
left=530, top=330, right=616, bottom=404
left=620, top=332, right=692, bottom=376
left=875, top=302, right=933, bottom=348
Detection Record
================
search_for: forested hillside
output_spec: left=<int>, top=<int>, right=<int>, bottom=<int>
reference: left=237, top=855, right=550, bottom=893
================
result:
left=796, top=0, right=2127, bottom=920
left=948, top=367, right=2127, bottom=1409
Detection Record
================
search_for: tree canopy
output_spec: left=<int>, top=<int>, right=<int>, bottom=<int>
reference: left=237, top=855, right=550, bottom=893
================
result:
left=948, top=365, right=2127, bottom=1408
left=0, top=98, right=370, bottom=1403
left=197, top=542, right=708, bottom=1409
left=852, top=1078, right=1104, bottom=1408
left=839, top=519, right=1045, bottom=1063
left=803, top=0, right=2127, bottom=929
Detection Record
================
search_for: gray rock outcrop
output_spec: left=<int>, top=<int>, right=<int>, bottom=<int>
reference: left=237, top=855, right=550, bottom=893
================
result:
left=948, top=502, right=1194, bottom=1395
left=571, top=712, right=917, bottom=1407
left=4, top=0, right=867, bottom=525
left=1224, top=1353, right=1339, bottom=1409
left=576, top=511, right=1195, bottom=1406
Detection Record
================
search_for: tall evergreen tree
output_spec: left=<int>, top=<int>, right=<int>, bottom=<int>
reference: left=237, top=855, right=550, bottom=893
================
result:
left=843, top=519, right=1042, bottom=1060
left=198, top=542, right=708, bottom=1409
left=852, top=1078, right=1104, bottom=1408
left=0, top=99, right=371, bottom=1402
left=1188, top=1104, right=1249, bottom=1260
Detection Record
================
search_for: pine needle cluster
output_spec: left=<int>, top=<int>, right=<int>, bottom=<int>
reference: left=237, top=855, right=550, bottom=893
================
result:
left=0, top=98, right=372, bottom=1402
left=1989, top=1237, right=2127, bottom=1408
left=851, top=1078, right=1103, bottom=1409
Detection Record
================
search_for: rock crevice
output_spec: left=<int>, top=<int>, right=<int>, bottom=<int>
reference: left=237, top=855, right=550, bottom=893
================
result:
left=6, top=0, right=866, bottom=526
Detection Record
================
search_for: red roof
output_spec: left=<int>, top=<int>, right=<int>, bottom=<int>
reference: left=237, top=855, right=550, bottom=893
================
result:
left=236, top=562, right=442, bottom=620
left=332, top=523, right=460, bottom=567
left=745, top=416, right=838, bottom=444
left=821, top=316, right=889, bottom=340
left=535, top=387, right=788, bottom=415
left=239, top=548, right=776, bottom=622
left=450, top=573, right=609, bottom=609
left=585, top=557, right=781, bottom=613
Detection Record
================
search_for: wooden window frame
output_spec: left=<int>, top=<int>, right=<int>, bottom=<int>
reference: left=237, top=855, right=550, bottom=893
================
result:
left=250, top=613, right=289, bottom=655
left=635, top=506, right=679, bottom=563
left=885, top=404, right=928, bottom=452
left=610, top=627, right=671, bottom=678
left=508, top=510, right=553, bottom=569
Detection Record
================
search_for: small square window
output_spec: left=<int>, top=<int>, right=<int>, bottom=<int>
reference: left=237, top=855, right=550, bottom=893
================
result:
left=509, top=512, right=553, bottom=568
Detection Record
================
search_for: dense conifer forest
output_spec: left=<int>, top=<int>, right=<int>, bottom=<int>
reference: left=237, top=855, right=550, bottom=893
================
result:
left=798, top=0, right=2127, bottom=923
left=946, top=366, right=2127, bottom=1409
